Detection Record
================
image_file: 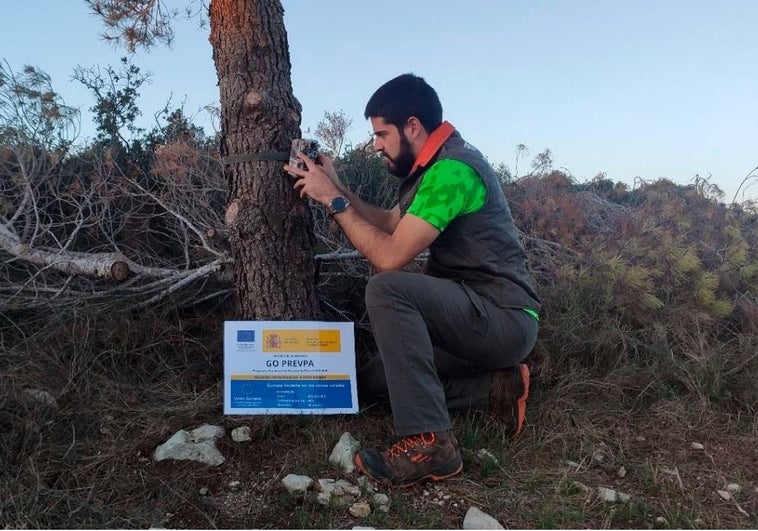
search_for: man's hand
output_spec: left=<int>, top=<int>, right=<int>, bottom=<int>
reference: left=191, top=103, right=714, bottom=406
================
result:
left=314, top=153, right=347, bottom=194
left=284, top=152, right=341, bottom=205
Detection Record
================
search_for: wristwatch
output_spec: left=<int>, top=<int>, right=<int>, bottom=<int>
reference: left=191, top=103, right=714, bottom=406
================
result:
left=327, top=196, right=350, bottom=216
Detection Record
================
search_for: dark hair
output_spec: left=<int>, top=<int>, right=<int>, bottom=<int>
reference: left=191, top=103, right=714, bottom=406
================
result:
left=364, top=73, right=443, bottom=133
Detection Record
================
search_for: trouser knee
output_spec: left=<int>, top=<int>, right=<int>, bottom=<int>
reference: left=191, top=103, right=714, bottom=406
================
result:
left=365, top=271, right=406, bottom=308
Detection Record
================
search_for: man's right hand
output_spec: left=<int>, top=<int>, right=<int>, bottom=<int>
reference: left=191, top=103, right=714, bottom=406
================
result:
left=316, top=153, right=348, bottom=195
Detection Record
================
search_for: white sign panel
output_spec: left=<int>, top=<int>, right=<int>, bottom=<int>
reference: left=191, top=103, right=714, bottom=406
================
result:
left=223, top=321, right=357, bottom=415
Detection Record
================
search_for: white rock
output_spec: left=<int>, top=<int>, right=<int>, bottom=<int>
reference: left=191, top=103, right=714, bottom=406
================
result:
left=691, top=442, right=705, bottom=450
left=189, top=424, right=225, bottom=441
left=463, top=507, right=504, bottom=529
left=655, top=516, right=668, bottom=524
left=349, top=502, right=371, bottom=518
left=328, top=432, right=361, bottom=473
left=565, top=460, right=581, bottom=468
left=370, top=493, right=390, bottom=512
left=318, top=478, right=360, bottom=497
left=231, top=426, right=252, bottom=442
left=727, top=483, right=741, bottom=493
left=228, top=480, right=240, bottom=488
left=617, top=466, right=627, bottom=478
left=282, top=474, right=313, bottom=494
left=154, top=428, right=225, bottom=466
left=717, top=489, right=731, bottom=501
left=635, top=436, right=646, bottom=442
left=597, top=487, right=631, bottom=503
left=199, top=487, right=209, bottom=496
left=592, top=448, right=609, bottom=465
left=316, top=492, right=331, bottom=506
left=477, top=449, right=499, bottom=464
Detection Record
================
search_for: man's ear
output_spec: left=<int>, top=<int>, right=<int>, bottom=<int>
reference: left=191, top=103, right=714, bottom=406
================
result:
left=405, top=116, right=427, bottom=140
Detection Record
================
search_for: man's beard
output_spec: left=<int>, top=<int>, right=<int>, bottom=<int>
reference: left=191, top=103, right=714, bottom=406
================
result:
left=383, top=133, right=415, bottom=177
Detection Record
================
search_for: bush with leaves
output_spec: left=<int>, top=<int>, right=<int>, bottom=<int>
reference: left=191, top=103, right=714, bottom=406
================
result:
left=509, top=172, right=758, bottom=411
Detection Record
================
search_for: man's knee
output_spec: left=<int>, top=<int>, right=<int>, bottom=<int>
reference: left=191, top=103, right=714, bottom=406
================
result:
left=365, top=271, right=406, bottom=308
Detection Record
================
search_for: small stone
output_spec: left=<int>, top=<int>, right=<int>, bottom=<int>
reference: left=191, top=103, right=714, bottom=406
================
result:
left=727, top=483, right=741, bottom=494
left=282, top=474, right=313, bottom=494
left=691, top=442, right=705, bottom=450
left=316, top=492, right=331, bottom=506
left=189, top=424, right=225, bottom=441
left=231, top=426, right=252, bottom=442
left=328, top=432, right=361, bottom=473
left=349, top=502, right=371, bottom=518
left=477, top=449, right=499, bottom=464
left=153, top=428, right=225, bottom=466
left=318, top=478, right=360, bottom=497
left=228, top=480, right=240, bottom=488
left=694, top=518, right=704, bottom=526
left=592, top=448, right=609, bottom=465
left=617, top=466, right=627, bottom=478
left=655, top=516, right=668, bottom=525
left=199, top=487, right=209, bottom=496
left=565, top=460, right=581, bottom=468
left=598, top=487, right=630, bottom=503
left=463, top=507, right=504, bottom=529
left=370, top=493, right=390, bottom=512
left=635, top=436, right=646, bottom=442
left=423, top=490, right=430, bottom=496
left=717, top=490, right=731, bottom=501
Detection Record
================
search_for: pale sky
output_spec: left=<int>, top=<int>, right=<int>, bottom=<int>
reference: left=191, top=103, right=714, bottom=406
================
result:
left=1, top=0, right=756, bottom=202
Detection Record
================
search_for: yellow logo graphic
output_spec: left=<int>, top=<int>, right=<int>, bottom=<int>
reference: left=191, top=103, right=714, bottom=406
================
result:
left=262, top=329, right=341, bottom=353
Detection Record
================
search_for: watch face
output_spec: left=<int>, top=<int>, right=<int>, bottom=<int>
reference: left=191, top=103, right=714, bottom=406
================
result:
left=330, top=196, right=349, bottom=213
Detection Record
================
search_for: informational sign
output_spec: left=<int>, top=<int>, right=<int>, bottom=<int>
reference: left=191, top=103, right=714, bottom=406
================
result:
left=223, top=321, right=357, bottom=415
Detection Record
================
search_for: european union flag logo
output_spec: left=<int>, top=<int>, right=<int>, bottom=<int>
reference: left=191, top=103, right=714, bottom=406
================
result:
left=237, top=330, right=255, bottom=343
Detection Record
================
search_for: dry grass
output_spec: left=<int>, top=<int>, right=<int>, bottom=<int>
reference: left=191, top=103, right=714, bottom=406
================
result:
left=2, top=308, right=757, bottom=529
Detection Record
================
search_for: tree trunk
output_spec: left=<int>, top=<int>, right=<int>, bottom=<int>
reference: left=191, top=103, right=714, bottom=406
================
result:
left=209, top=0, right=316, bottom=320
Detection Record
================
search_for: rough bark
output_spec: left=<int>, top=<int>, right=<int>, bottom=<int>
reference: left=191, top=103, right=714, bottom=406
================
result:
left=209, top=0, right=316, bottom=320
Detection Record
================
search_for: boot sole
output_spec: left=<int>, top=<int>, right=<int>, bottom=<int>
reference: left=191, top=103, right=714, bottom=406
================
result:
left=512, top=363, right=530, bottom=439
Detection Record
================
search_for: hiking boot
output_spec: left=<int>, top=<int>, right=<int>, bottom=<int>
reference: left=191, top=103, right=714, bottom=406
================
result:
left=489, top=363, right=530, bottom=439
left=353, top=430, right=463, bottom=487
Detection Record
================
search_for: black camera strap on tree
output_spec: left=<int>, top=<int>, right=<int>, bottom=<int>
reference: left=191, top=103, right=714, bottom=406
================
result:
left=222, top=152, right=290, bottom=165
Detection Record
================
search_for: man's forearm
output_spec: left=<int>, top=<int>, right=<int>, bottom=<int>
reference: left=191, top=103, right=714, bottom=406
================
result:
left=338, top=189, right=399, bottom=234
left=332, top=208, right=399, bottom=271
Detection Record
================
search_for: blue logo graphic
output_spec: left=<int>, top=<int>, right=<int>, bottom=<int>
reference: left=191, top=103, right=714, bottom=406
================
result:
left=237, top=330, right=255, bottom=343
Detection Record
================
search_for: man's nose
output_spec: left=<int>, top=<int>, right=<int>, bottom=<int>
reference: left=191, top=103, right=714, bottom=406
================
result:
left=372, top=137, right=383, bottom=152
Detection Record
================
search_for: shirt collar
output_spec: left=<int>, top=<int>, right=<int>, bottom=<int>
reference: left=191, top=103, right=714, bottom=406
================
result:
left=409, top=121, right=456, bottom=176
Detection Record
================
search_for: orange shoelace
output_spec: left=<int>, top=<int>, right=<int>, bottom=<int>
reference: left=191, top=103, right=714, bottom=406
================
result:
left=386, top=432, right=437, bottom=459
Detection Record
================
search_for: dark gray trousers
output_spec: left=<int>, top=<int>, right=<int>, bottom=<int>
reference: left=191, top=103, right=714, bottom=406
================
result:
left=359, top=271, right=538, bottom=436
